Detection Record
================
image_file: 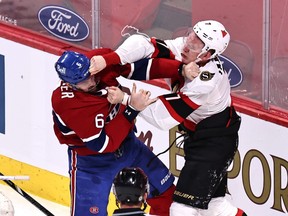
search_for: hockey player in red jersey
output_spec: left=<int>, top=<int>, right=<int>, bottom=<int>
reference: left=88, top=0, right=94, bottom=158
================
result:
left=51, top=49, right=195, bottom=216
left=89, top=20, right=247, bottom=216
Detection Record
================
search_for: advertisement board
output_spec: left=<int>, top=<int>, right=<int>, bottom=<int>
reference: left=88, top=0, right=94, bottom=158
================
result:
left=0, top=35, right=288, bottom=215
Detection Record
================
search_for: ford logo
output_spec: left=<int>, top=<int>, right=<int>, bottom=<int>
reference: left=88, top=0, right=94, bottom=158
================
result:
left=38, top=5, right=89, bottom=42
left=219, top=55, right=243, bottom=88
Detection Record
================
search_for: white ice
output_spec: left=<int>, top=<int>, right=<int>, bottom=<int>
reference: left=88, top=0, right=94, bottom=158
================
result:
left=0, top=183, right=69, bottom=216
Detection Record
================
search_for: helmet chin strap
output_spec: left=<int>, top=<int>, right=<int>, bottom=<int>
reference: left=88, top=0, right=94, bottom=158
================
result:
left=195, top=57, right=202, bottom=63
left=195, top=52, right=205, bottom=63
left=195, top=47, right=207, bottom=63
left=195, top=46, right=216, bottom=64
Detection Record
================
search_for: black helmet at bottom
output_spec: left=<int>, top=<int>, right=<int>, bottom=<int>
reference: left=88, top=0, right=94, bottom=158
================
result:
left=113, top=167, right=149, bottom=205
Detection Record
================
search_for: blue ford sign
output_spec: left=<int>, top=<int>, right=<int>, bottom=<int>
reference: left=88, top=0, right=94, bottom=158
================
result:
left=0, top=54, right=5, bottom=134
left=219, top=55, right=243, bottom=88
left=38, top=5, right=89, bottom=42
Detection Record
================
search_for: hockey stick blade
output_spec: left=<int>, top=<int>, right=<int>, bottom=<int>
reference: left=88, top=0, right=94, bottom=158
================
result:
left=0, top=172, right=55, bottom=216
left=0, top=175, right=30, bottom=180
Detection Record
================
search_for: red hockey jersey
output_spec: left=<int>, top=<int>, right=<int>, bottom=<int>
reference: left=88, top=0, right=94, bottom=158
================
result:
left=52, top=48, right=182, bottom=155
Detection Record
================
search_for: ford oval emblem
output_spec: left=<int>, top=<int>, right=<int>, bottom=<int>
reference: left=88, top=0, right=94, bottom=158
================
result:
left=38, top=5, right=89, bottom=42
left=219, top=55, right=243, bottom=88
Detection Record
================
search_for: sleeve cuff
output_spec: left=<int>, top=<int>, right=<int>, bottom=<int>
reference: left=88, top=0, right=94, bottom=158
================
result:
left=178, top=63, right=184, bottom=77
left=102, top=52, right=121, bottom=66
left=122, top=93, right=130, bottom=105
left=123, top=105, right=139, bottom=122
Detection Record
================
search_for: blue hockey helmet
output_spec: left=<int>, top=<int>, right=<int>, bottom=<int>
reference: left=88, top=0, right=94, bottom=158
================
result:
left=55, top=51, right=90, bottom=85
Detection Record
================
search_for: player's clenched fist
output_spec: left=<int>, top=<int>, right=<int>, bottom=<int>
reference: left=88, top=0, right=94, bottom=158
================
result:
left=89, top=55, right=107, bottom=75
left=107, top=86, right=124, bottom=104
left=182, top=61, right=200, bottom=81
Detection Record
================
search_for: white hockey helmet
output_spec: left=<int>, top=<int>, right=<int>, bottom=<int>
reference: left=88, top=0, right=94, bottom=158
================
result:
left=193, top=20, right=230, bottom=59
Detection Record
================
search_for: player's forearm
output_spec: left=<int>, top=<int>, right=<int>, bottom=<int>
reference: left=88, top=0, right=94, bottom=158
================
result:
left=149, top=58, right=183, bottom=79
left=89, top=35, right=156, bottom=75
left=122, top=58, right=183, bottom=82
left=106, top=34, right=155, bottom=65
left=103, top=107, right=138, bottom=152
left=139, top=102, right=180, bottom=131
left=101, top=51, right=121, bottom=65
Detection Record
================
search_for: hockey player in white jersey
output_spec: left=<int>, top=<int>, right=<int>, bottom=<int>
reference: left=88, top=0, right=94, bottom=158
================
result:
left=89, top=20, right=247, bottom=216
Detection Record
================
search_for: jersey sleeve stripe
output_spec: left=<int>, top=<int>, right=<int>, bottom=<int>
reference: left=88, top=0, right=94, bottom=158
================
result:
left=52, top=111, right=73, bottom=134
left=146, top=59, right=152, bottom=80
left=97, top=137, right=109, bottom=153
left=130, top=58, right=151, bottom=80
left=151, top=38, right=176, bottom=59
left=179, top=92, right=200, bottom=109
left=159, top=93, right=199, bottom=122
left=127, top=63, right=134, bottom=79
left=84, top=129, right=109, bottom=152
left=82, top=132, right=101, bottom=142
